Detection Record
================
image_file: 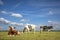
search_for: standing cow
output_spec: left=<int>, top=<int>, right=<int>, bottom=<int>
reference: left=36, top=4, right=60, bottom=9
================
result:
left=40, top=26, right=53, bottom=32
left=23, top=24, right=36, bottom=33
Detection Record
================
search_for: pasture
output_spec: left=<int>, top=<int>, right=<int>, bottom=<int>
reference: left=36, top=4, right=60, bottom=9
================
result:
left=0, top=32, right=60, bottom=40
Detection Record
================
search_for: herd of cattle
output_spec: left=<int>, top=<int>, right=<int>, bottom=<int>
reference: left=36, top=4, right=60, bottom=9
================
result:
left=8, top=24, right=53, bottom=36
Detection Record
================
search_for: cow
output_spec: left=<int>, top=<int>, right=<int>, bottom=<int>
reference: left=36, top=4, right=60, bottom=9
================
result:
left=23, top=24, right=36, bottom=33
left=8, top=26, right=20, bottom=36
left=40, top=26, right=53, bottom=32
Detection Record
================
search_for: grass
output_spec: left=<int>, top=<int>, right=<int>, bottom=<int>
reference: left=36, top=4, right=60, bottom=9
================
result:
left=0, top=32, right=60, bottom=40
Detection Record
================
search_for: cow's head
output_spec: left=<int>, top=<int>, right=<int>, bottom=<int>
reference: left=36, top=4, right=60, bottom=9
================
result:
left=9, top=26, right=15, bottom=30
left=28, top=25, right=32, bottom=28
left=47, top=26, right=53, bottom=29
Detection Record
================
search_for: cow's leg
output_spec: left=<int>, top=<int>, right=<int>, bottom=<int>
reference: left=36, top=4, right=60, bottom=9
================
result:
left=15, top=31, right=20, bottom=35
left=33, top=29, right=35, bottom=34
left=18, top=31, right=20, bottom=34
left=26, top=29, right=28, bottom=33
left=12, top=35, right=14, bottom=36
left=23, top=29, right=25, bottom=33
left=31, top=29, right=35, bottom=33
left=8, top=31, right=12, bottom=36
left=48, top=29, right=51, bottom=32
left=40, top=28, right=43, bottom=33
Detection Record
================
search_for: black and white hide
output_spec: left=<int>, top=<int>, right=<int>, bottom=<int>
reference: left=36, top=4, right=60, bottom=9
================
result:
left=40, top=26, right=53, bottom=32
left=23, top=24, right=36, bottom=33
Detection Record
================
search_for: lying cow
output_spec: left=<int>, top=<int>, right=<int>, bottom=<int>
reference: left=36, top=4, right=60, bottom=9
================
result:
left=23, top=24, right=36, bottom=33
left=8, top=26, right=20, bottom=36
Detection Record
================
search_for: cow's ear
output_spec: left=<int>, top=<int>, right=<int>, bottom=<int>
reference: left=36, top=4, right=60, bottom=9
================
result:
left=9, top=26, right=10, bottom=27
left=14, top=27, right=16, bottom=29
left=9, top=26, right=11, bottom=28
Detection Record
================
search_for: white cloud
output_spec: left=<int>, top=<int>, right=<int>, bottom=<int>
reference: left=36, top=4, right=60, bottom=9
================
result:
left=49, top=11, right=53, bottom=15
left=0, top=0, right=3, bottom=5
left=46, top=11, right=54, bottom=16
left=42, top=11, right=54, bottom=17
left=15, top=3, right=20, bottom=8
left=10, top=22, right=23, bottom=26
left=20, top=19, right=30, bottom=22
left=10, top=22, right=16, bottom=25
left=0, top=18, right=10, bottom=24
left=48, top=20, right=52, bottom=23
left=48, top=20, right=60, bottom=26
left=1, top=11, right=7, bottom=14
left=0, top=17, right=23, bottom=26
left=36, top=15, right=45, bottom=17
left=15, top=23, right=23, bottom=26
left=11, top=13, right=23, bottom=18
left=20, top=19, right=25, bottom=22
left=36, top=11, right=54, bottom=18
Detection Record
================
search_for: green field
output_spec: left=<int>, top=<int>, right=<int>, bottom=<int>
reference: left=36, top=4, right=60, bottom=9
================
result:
left=0, top=32, right=60, bottom=40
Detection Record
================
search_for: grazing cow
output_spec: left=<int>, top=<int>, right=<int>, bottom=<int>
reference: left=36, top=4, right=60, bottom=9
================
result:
left=23, top=24, right=36, bottom=33
left=8, top=26, right=20, bottom=36
left=40, top=26, right=53, bottom=32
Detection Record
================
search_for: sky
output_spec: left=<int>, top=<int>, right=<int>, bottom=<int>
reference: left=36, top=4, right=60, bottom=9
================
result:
left=0, top=0, right=60, bottom=30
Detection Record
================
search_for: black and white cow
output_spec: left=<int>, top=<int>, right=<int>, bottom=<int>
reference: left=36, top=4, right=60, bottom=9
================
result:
left=23, top=24, right=36, bottom=33
left=40, top=26, right=53, bottom=32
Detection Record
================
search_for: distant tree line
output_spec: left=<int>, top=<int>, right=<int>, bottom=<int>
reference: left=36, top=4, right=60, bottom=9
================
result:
left=0, top=30, right=60, bottom=32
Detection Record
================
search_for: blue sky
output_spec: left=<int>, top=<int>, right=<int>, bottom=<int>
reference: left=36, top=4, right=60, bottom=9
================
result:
left=0, top=0, right=60, bottom=30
